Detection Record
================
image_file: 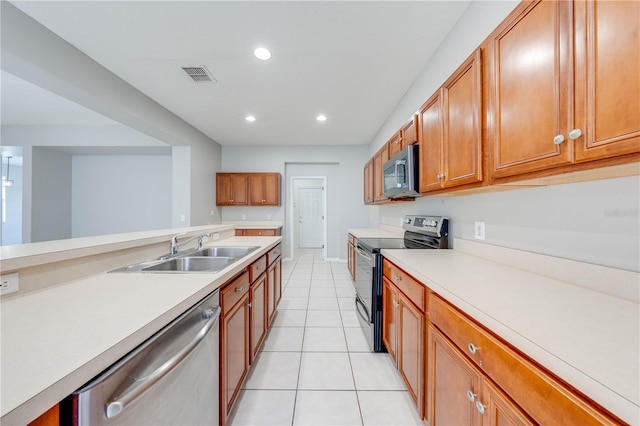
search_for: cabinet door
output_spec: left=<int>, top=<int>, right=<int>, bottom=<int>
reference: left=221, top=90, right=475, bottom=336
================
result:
left=274, top=257, right=282, bottom=307
left=216, top=174, right=233, bottom=205
left=347, top=242, right=355, bottom=281
left=217, top=173, right=249, bottom=206
left=382, top=277, right=399, bottom=365
left=373, top=149, right=384, bottom=202
left=419, top=92, right=444, bottom=192
left=249, top=274, right=267, bottom=363
left=402, top=115, right=419, bottom=148
left=267, top=262, right=276, bottom=325
left=389, top=131, right=403, bottom=156
left=443, top=49, right=483, bottom=188
left=250, top=173, right=281, bottom=206
left=221, top=294, right=249, bottom=423
left=488, top=0, right=573, bottom=178
left=364, top=160, right=374, bottom=204
left=481, top=379, right=534, bottom=426
left=399, top=293, right=425, bottom=418
left=428, top=325, right=482, bottom=426
left=573, top=0, right=640, bottom=162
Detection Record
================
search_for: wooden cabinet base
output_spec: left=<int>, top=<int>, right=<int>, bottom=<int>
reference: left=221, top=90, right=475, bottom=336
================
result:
left=27, top=404, right=59, bottom=426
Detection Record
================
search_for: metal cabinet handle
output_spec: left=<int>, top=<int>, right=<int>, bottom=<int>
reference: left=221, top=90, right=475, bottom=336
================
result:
left=475, top=400, right=486, bottom=414
left=393, top=274, right=402, bottom=282
left=553, top=134, right=565, bottom=145
left=569, top=128, right=582, bottom=140
left=105, top=306, right=221, bottom=419
left=235, top=286, right=245, bottom=293
left=468, top=343, right=479, bottom=354
left=436, top=173, right=445, bottom=179
left=466, top=390, right=476, bottom=402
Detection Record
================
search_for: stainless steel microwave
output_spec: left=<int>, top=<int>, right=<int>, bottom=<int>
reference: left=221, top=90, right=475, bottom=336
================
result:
left=383, top=144, right=420, bottom=199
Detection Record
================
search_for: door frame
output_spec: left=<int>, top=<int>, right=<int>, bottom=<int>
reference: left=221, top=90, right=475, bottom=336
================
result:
left=287, top=175, right=327, bottom=262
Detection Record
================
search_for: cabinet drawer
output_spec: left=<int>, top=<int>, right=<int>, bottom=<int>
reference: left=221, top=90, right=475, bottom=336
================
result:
left=429, top=294, right=621, bottom=425
left=383, top=259, right=426, bottom=312
left=267, top=244, right=282, bottom=266
left=221, top=271, right=250, bottom=312
left=249, top=255, right=267, bottom=282
left=243, top=229, right=276, bottom=236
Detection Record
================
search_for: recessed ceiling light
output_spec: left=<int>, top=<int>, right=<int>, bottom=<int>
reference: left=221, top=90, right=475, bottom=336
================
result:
left=254, top=47, right=271, bottom=60
left=245, top=115, right=256, bottom=122
left=316, top=115, right=327, bottom=122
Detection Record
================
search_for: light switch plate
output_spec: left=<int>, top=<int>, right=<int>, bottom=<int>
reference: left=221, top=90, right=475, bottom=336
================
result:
left=474, top=222, right=485, bottom=240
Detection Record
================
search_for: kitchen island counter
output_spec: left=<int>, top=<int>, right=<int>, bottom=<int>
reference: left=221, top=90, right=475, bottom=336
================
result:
left=0, top=235, right=281, bottom=425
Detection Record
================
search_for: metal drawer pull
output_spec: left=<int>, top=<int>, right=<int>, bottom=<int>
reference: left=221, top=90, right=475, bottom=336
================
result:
left=475, top=400, right=486, bottom=414
left=393, top=274, right=402, bottom=282
left=235, top=286, right=245, bottom=293
left=468, top=343, right=479, bottom=354
left=466, top=390, right=476, bottom=402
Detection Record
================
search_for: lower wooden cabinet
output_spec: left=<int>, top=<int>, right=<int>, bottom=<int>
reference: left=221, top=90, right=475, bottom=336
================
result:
left=382, top=260, right=426, bottom=419
left=428, top=324, right=533, bottom=426
left=220, top=271, right=250, bottom=425
left=347, top=234, right=356, bottom=281
left=428, top=293, right=622, bottom=425
left=249, top=273, right=267, bottom=364
left=266, top=255, right=282, bottom=326
left=235, top=228, right=280, bottom=237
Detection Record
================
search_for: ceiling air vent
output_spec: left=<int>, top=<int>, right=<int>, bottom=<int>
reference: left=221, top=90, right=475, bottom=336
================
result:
left=181, top=66, right=216, bottom=83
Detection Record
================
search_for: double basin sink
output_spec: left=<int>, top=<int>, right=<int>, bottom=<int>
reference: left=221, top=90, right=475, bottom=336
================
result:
left=110, top=246, right=260, bottom=274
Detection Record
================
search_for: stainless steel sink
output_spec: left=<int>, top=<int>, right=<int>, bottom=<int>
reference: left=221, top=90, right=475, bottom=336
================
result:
left=141, top=256, right=237, bottom=273
left=190, top=246, right=259, bottom=258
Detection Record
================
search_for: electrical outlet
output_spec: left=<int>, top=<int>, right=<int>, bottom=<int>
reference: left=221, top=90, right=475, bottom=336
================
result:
left=474, top=222, right=485, bottom=240
left=180, top=215, right=185, bottom=222
left=242, top=214, right=246, bottom=220
left=267, top=214, right=272, bottom=220
left=0, top=272, right=19, bottom=295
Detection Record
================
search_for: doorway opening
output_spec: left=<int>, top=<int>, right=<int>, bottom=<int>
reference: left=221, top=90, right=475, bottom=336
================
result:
left=288, top=176, right=327, bottom=262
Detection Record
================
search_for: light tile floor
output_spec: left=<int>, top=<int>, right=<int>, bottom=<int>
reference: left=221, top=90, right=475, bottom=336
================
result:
left=228, top=249, right=423, bottom=426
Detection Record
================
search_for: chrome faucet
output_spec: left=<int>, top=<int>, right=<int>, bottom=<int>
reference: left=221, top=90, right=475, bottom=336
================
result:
left=169, top=232, right=211, bottom=255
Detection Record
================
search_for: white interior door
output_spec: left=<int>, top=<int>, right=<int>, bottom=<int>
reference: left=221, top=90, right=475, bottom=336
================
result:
left=298, top=187, right=323, bottom=248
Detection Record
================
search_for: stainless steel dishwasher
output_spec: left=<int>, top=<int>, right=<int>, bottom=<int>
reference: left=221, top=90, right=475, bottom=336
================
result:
left=69, top=290, right=220, bottom=425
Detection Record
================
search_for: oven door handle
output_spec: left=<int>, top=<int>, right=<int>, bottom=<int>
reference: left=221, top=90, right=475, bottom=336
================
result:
left=355, top=295, right=371, bottom=323
left=355, top=247, right=373, bottom=265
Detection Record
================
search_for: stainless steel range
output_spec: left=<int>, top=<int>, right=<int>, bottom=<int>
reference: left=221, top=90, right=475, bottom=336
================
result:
left=354, top=215, right=448, bottom=352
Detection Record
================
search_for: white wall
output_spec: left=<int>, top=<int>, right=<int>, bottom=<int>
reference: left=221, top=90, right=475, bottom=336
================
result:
left=1, top=163, right=23, bottom=246
left=72, top=155, right=172, bottom=237
left=221, top=145, right=370, bottom=260
left=31, top=147, right=72, bottom=242
left=1, top=2, right=222, bottom=233
left=369, top=0, right=640, bottom=272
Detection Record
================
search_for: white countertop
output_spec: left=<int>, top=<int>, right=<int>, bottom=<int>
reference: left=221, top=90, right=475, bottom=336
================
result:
left=381, top=247, right=639, bottom=424
left=347, top=227, right=403, bottom=239
left=0, top=236, right=281, bottom=425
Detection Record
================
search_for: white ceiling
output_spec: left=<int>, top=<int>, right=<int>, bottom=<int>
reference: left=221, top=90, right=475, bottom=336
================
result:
left=7, top=1, right=471, bottom=146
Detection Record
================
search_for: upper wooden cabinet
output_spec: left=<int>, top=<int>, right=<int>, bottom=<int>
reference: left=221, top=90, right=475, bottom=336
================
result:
left=388, top=131, right=403, bottom=157
left=216, top=172, right=280, bottom=206
left=573, top=0, right=640, bottom=162
left=488, top=0, right=639, bottom=180
left=373, top=144, right=389, bottom=202
left=216, top=173, right=249, bottom=206
left=364, top=159, right=374, bottom=204
left=419, top=49, right=483, bottom=193
left=249, top=173, right=280, bottom=206
left=401, top=115, right=419, bottom=148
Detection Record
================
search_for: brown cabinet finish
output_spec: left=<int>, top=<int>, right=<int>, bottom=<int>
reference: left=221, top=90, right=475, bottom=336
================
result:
left=419, top=92, right=444, bottom=193
left=442, top=49, right=483, bottom=188
left=249, top=173, right=281, bottom=206
left=249, top=273, right=267, bottom=364
left=401, top=115, right=419, bottom=148
left=573, top=0, right=640, bottom=162
left=388, top=131, right=403, bottom=156
left=429, top=294, right=622, bottom=425
left=238, top=229, right=278, bottom=237
left=382, top=277, right=399, bottom=365
left=216, top=173, right=249, bottom=206
left=364, top=160, right=374, bottom=204
left=373, top=149, right=384, bottom=202
left=220, top=271, right=250, bottom=425
left=347, top=234, right=356, bottom=281
left=248, top=255, right=267, bottom=283
left=488, top=0, right=573, bottom=179
left=482, top=379, right=535, bottom=426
